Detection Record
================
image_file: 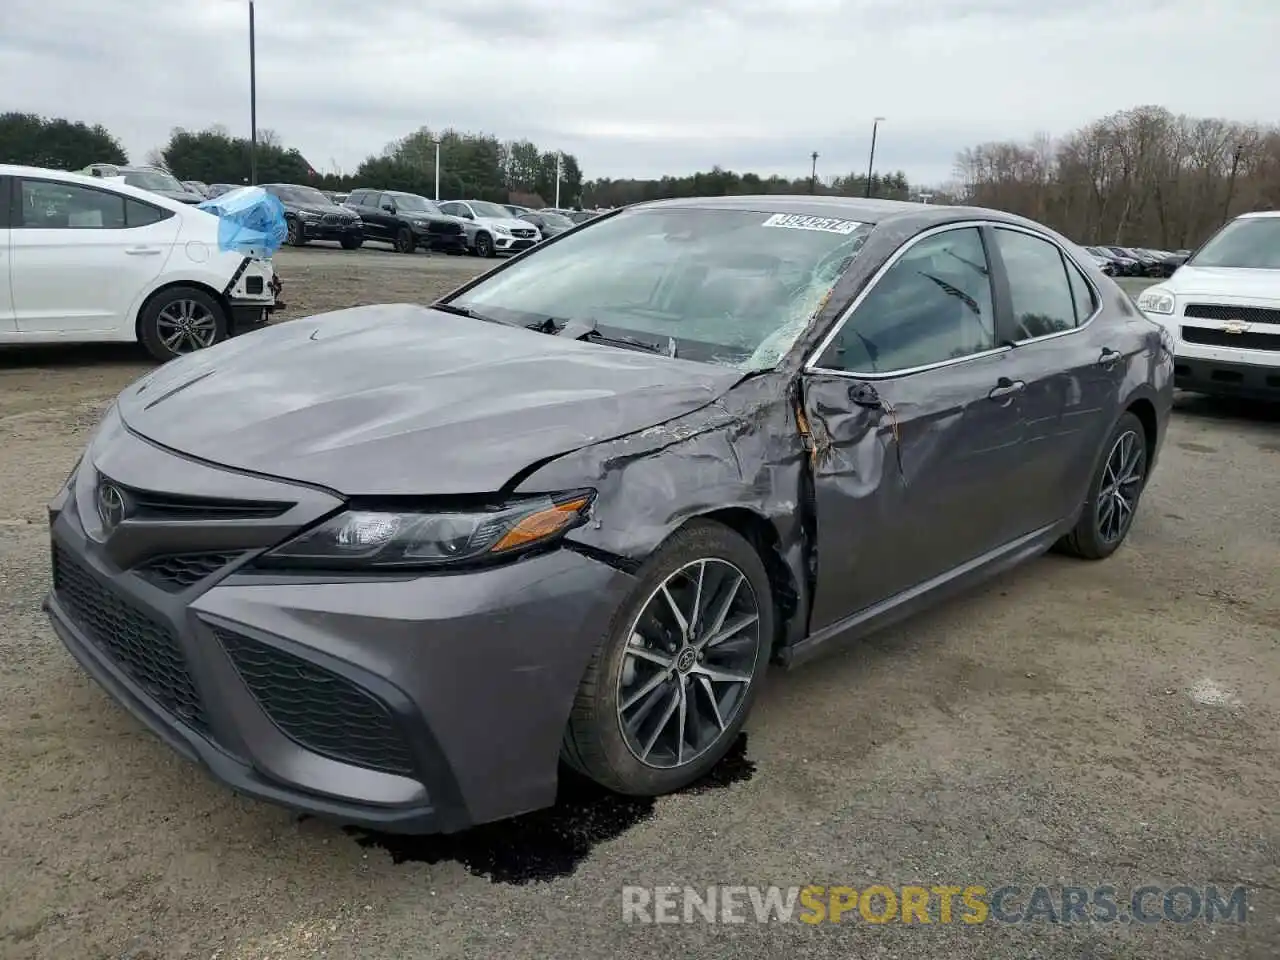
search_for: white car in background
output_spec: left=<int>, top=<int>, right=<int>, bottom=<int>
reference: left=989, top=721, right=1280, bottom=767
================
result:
left=0, top=164, right=279, bottom=362
left=436, top=199, right=541, bottom=257
left=1136, top=211, right=1280, bottom=401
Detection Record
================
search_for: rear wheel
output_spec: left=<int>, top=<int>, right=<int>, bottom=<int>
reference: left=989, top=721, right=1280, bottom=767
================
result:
left=138, top=286, right=229, bottom=363
left=561, top=521, right=772, bottom=795
left=1058, top=411, right=1148, bottom=560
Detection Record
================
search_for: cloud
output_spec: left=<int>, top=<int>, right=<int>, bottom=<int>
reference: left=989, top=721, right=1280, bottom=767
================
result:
left=2, top=0, right=1277, bottom=186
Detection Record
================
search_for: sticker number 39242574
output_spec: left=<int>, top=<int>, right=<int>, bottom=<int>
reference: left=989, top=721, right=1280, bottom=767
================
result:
left=761, top=213, right=864, bottom=234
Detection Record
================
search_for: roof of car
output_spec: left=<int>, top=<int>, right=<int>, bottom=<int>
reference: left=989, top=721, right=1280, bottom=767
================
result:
left=627, top=194, right=1038, bottom=229
left=1238, top=210, right=1280, bottom=220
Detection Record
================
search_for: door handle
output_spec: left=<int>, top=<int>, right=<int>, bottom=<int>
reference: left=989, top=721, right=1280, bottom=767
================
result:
left=988, top=377, right=1025, bottom=400
left=124, top=246, right=161, bottom=256
left=1098, top=348, right=1121, bottom=369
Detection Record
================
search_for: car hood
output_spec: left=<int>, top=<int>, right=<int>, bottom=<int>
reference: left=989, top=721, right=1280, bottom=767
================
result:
left=1165, top=266, right=1280, bottom=301
left=477, top=216, right=537, bottom=231
left=286, top=202, right=350, bottom=216
left=115, top=305, right=741, bottom=496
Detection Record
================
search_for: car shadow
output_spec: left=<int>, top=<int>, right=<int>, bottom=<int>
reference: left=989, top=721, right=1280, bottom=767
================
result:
left=0, top=342, right=151, bottom=370
left=1173, top=391, right=1280, bottom=424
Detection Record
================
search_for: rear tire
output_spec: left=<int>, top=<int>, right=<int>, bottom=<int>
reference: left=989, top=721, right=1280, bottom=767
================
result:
left=137, top=286, right=229, bottom=363
left=1057, top=411, right=1149, bottom=560
left=561, top=521, right=773, bottom=795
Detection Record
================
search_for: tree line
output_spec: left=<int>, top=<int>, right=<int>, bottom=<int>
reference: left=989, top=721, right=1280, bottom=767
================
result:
left=3, top=107, right=1277, bottom=245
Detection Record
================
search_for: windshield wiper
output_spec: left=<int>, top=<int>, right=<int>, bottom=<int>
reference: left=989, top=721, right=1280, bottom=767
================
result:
left=431, top=302, right=514, bottom=326
left=531, top=316, right=670, bottom=356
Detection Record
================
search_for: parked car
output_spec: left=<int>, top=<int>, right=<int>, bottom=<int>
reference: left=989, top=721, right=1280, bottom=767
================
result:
left=503, top=204, right=533, bottom=218
left=344, top=189, right=468, bottom=254
left=568, top=209, right=601, bottom=224
left=1136, top=209, right=1280, bottom=400
left=1096, top=246, right=1144, bottom=277
left=183, top=181, right=211, bottom=199
left=206, top=183, right=240, bottom=199
left=0, top=163, right=280, bottom=361
left=263, top=183, right=363, bottom=248
left=518, top=209, right=576, bottom=240
left=82, top=164, right=204, bottom=205
left=436, top=199, right=541, bottom=257
left=45, top=195, right=1171, bottom=834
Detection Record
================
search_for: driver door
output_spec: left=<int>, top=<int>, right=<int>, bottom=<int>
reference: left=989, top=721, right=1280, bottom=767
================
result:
left=801, top=224, right=1030, bottom=630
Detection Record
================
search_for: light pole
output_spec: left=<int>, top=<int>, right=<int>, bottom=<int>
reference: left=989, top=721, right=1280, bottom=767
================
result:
left=433, top=139, right=441, bottom=201
left=248, top=0, right=258, bottom=185
left=810, top=151, right=819, bottom=194
left=864, top=116, right=885, bottom=198
left=554, top=152, right=562, bottom=208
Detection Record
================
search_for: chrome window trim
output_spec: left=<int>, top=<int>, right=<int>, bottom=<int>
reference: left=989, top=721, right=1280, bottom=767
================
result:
left=993, top=223, right=1104, bottom=345
left=805, top=219, right=1105, bottom=378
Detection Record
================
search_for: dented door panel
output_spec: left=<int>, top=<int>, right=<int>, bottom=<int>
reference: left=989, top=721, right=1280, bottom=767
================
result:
left=800, top=349, right=1027, bottom=632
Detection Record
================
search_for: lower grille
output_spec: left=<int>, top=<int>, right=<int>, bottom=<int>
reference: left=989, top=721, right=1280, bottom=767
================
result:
left=1184, top=303, right=1280, bottom=326
left=136, top=552, right=243, bottom=592
left=215, top=628, right=416, bottom=777
left=1182, top=326, right=1280, bottom=352
left=52, top=546, right=208, bottom=733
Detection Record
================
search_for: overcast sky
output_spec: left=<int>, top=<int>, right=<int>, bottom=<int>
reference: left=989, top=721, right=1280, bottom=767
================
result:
left=2, top=0, right=1277, bottom=186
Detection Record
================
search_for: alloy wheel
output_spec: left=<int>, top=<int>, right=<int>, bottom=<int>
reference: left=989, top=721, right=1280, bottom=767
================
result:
left=1096, top=429, right=1146, bottom=543
left=155, top=299, right=219, bottom=355
left=615, top=558, right=762, bottom=769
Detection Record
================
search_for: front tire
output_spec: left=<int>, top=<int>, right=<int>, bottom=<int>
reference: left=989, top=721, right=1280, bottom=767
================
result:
left=475, top=232, right=495, bottom=258
left=1058, top=411, right=1149, bottom=560
left=340, top=235, right=363, bottom=250
left=393, top=228, right=416, bottom=254
left=285, top=217, right=306, bottom=246
left=561, top=521, right=773, bottom=795
left=137, top=286, right=229, bottom=363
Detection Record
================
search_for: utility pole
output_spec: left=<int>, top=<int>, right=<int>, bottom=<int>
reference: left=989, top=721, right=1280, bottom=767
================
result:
left=865, top=116, right=884, bottom=198
left=433, top=139, right=441, bottom=200
left=248, top=0, right=258, bottom=185
left=810, top=151, right=819, bottom=194
left=555, top=152, right=563, bottom=208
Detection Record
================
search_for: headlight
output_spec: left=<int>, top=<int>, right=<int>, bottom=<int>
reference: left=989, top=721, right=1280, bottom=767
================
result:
left=256, top=491, right=594, bottom=570
left=492, top=225, right=511, bottom=236
left=297, top=211, right=320, bottom=220
left=1136, top=287, right=1175, bottom=315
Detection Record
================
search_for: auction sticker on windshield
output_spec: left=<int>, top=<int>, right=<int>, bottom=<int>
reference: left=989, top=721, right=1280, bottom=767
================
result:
left=761, top=214, right=864, bottom=234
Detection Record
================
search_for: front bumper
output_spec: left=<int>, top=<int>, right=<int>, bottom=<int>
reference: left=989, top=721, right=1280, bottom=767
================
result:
left=492, top=234, right=538, bottom=252
left=298, top=219, right=362, bottom=241
left=45, top=420, right=633, bottom=833
left=1174, top=356, right=1280, bottom=400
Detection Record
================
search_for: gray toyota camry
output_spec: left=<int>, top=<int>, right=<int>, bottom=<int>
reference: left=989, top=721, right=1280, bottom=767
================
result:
left=46, top=196, right=1173, bottom=833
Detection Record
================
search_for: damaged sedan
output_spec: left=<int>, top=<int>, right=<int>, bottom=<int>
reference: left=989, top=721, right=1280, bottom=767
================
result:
left=46, top=196, right=1173, bottom=833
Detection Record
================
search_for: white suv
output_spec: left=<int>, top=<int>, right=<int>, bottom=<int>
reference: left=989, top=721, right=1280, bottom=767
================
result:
left=437, top=199, right=541, bottom=258
left=1136, top=211, right=1280, bottom=401
left=1, top=164, right=279, bottom=362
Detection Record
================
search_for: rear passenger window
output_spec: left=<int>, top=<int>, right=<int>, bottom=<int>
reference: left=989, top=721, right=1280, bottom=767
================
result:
left=993, top=228, right=1077, bottom=338
left=1066, top=258, right=1097, bottom=324
left=125, top=199, right=173, bottom=227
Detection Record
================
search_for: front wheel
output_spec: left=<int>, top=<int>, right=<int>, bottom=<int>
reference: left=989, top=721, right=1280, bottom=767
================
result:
left=561, top=521, right=773, bottom=795
left=285, top=217, right=306, bottom=246
left=475, top=232, right=495, bottom=258
left=340, top=235, right=363, bottom=250
left=393, top=228, right=416, bottom=254
left=1057, top=411, right=1149, bottom=560
left=137, top=286, right=229, bottom=363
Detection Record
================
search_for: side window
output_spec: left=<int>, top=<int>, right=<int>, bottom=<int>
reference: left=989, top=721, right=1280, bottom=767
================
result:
left=1065, top=257, right=1097, bottom=324
left=438, top=201, right=458, bottom=215
left=346, top=190, right=364, bottom=205
left=993, top=228, right=1077, bottom=338
left=18, top=179, right=126, bottom=229
left=124, top=198, right=174, bottom=228
left=817, top=227, right=996, bottom=374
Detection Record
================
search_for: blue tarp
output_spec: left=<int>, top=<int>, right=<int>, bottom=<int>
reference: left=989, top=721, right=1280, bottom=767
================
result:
left=197, top=186, right=287, bottom=257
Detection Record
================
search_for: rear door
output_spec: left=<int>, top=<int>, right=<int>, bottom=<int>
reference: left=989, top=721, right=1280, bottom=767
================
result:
left=10, top=177, right=180, bottom=333
left=987, top=226, right=1126, bottom=527
left=801, top=224, right=1029, bottom=629
left=0, top=176, right=15, bottom=332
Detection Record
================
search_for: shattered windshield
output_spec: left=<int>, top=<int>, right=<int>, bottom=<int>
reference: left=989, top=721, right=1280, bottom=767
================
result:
left=448, top=207, right=872, bottom=370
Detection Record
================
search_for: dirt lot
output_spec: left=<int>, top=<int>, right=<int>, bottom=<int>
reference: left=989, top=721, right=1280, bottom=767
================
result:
left=0, top=246, right=1277, bottom=960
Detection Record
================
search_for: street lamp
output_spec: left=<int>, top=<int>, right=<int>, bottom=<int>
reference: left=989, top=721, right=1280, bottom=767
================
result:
left=810, top=151, right=819, bottom=194
left=555, top=152, right=562, bottom=208
left=864, top=116, right=885, bottom=199
left=433, top=139, right=441, bottom=201
left=248, top=0, right=258, bottom=185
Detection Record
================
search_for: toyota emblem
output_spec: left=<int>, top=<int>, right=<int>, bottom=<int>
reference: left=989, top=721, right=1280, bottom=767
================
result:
left=96, top=480, right=128, bottom=532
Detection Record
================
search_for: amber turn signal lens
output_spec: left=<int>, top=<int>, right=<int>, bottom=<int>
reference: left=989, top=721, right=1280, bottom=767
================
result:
left=490, top=497, right=591, bottom=552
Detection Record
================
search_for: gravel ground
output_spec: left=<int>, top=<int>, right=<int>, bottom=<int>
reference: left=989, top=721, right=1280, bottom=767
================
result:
left=0, top=247, right=1276, bottom=959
